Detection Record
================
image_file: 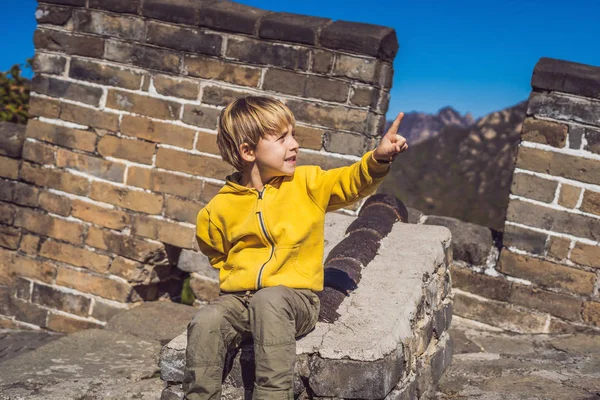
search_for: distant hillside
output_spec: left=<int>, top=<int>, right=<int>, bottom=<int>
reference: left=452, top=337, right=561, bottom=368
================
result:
left=379, top=102, right=527, bottom=231
left=387, top=106, right=475, bottom=145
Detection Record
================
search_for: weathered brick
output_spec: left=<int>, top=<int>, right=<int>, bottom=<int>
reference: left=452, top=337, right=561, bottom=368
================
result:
left=105, top=40, right=181, bottom=74
left=57, top=267, right=134, bottom=302
left=60, top=102, right=119, bottom=131
left=26, top=120, right=98, bottom=152
left=350, top=86, right=375, bottom=107
left=164, top=196, right=202, bottom=224
left=323, top=131, right=366, bottom=156
left=32, top=75, right=103, bottom=107
left=259, top=13, right=329, bottom=45
left=570, top=242, right=600, bottom=268
left=312, top=50, right=334, bottom=74
left=558, top=184, right=582, bottom=209
left=333, top=54, right=379, bottom=84
left=194, top=132, right=220, bottom=155
left=0, top=120, right=26, bottom=158
left=226, top=38, right=310, bottom=71
left=132, top=215, right=195, bottom=249
left=20, top=162, right=90, bottom=196
left=90, top=298, right=127, bottom=322
left=0, top=203, right=16, bottom=225
left=295, top=125, right=323, bottom=150
left=8, top=297, right=49, bottom=327
left=109, top=256, right=150, bottom=284
left=0, top=225, right=20, bottom=250
left=73, top=10, right=145, bottom=41
left=320, top=21, right=398, bottom=62
left=546, top=236, right=571, bottom=260
left=510, top=173, right=557, bottom=203
left=532, top=58, right=600, bottom=100
left=181, top=105, right=220, bottom=131
left=498, top=249, right=595, bottom=295
left=297, top=151, right=353, bottom=170
left=527, top=92, right=600, bottom=128
left=89, top=181, right=163, bottom=214
left=120, top=115, right=195, bottom=148
left=10, top=182, right=39, bottom=208
left=286, top=99, right=368, bottom=132
left=201, top=85, right=253, bottom=107
left=0, top=179, right=14, bottom=202
left=22, top=140, right=56, bottom=165
left=521, top=118, right=568, bottom=148
left=155, top=148, right=233, bottom=179
left=189, top=272, right=219, bottom=302
left=0, top=156, right=20, bottom=179
left=38, top=0, right=84, bottom=5
left=147, top=21, right=222, bottom=56
left=89, top=0, right=140, bottom=14
left=86, top=226, right=167, bottom=264
left=97, top=135, right=155, bottom=165
left=14, top=208, right=84, bottom=244
left=506, top=199, right=600, bottom=241
left=32, top=283, right=91, bottom=316
left=32, top=52, right=67, bottom=75
left=14, top=277, right=32, bottom=300
left=47, top=313, right=103, bottom=333
left=584, top=126, right=600, bottom=155
left=12, top=253, right=57, bottom=284
left=198, top=1, right=268, bottom=35
left=503, top=224, right=547, bottom=254
left=106, top=90, right=181, bottom=120
left=19, top=233, right=41, bottom=255
left=35, top=4, right=72, bottom=25
left=69, top=58, right=143, bottom=90
left=149, top=169, right=203, bottom=200
left=141, top=0, right=202, bottom=25
left=569, top=126, right=584, bottom=150
left=201, top=181, right=222, bottom=202
left=583, top=301, right=600, bottom=327
left=56, top=148, right=126, bottom=183
left=34, top=29, right=104, bottom=58
left=581, top=190, right=600, bottom=216
left=28, top=97, right=61, bottom=119
left=72, top=199, right=130, bottom=230
left=450, top=264, right=511, bottom=302
left=41, top=239, right=111, bottom=273
left=184, top=55, right=260, bottom=87
left=125, top=166, right=152, bottom=189
left=263, top=69, right=349, bottom=102
left=510, top=284, right=582, bottom=321
left=153, top=75, right=199, bottom=100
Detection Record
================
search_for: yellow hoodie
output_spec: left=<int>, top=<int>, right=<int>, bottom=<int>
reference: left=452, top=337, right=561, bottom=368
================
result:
left=195, top=151, right=390, bottom=292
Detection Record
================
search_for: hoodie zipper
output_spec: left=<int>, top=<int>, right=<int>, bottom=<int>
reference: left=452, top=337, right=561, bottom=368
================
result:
left=255, top=187, right=275, bottom=289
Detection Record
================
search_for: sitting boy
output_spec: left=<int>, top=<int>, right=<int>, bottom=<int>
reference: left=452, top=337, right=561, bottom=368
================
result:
left=184, top=96, right=408, bottom=399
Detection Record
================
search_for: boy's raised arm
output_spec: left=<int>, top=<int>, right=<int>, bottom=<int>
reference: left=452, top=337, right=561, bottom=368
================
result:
left=196, top=207, right=227, bottom=270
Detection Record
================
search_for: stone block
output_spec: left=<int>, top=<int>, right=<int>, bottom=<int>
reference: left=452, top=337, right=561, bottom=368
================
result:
left=506, top=198, right=600, bottom=241
left=14, top=277, right=32, bottom=300
left=264, top=69, right=349, bottom=102
left=510, top=172, right=558, bottom=203
left=312, top=50, right=334, bottom=74
left=89, top=0, right=140, bottom=14
left=69, top=58, right=143, bottom=90
left=286, top=99, right=368, bottom=132
left=189, top=272, right=219, bottom=302
left=165, top=197, right=202, bottom=224
left=147, top=21, right=222, bottom=56
left=47, top=313, right=103, bottom=333
left=22, top=140, right=56, bottom=165
left=20, top=162, right=90, bottom=196
left=332, top=54, right=379, bottom=83
left=109, top=257, right=152, bottom=284
left=73, top=10, right=145, bottom=41
left=8, top=297, right=49, bottom=327
left=28, top=96, right=61, bottom=119
left=177, top=249, right=217, bottom=279
left=153, top=75, right=200, bottom=100
left=60, top=102, right=119, bottom=131
left=97, top=135, right=155, bottom=165
left=521, top=117, right=567, bottom=147
left=0, top=156, right=20, bottom=179
left=320, top=21, right=398, bottom=62
left=581, top=190, right=600, bottom=216
left=450, top=264, right=511, bottom=302
left=181, top=104, right=221, bottom=130
left=32, top=52, right=67, bottom=75
left=194, top=132, right=221, bottom=155
left=40, top=239, right=111, bottom=273
left=570, top=242, right=600, bottom=268
left=38, top=191, right=71, bottom=216
left=155, top=148, right=233, bottom=180
left=323, top=131, right=367, bottom=156
left=260, top=13, right=329, bottom=45
left=296, top=151, right=353, bottom=170
left=198, top=1, right=269, bottom=35
left=503, top=224, right=547, bottom=254
left=37, top=0, right=84, bottom=5
left=0, top=121, right=26, bottom=158
left=120, top=115, right=195, bottom=149
left=226, top=38, right=310, bottom=71
left=71, top=199, right=130, bottom=230
left=546, top=236, right=571, bottom=260
left=56, top=267, right=135, bottom=302
left=56, top=148, right=126, bottom=182
left=582, top=301, right=600, bottom=327
left=294, top=125, right=323, bottom=150
left=12, top=253, right=58, bottom=285
left=34, top=29, right=104, bottom=58
left=32, top=282, right=91, bottom=317
left=569, top=125, right=584, bottom=149
left=105, top=40, right=181, bottom=74
left=26, top=120, right=98, bottom=152
left=559, top=184, right=582, bottom=208
left=90, top=181, right=163, bottom=214
left=14, top=207, right=84, bottom=244
left=129, top=168, right=203, bottom=200
left=132, top=215, right=196, bottom=249
left=584, top=126, right=600, bottom=155
left=0, top=225, right=20, bottom=250
left=35, top=4, right=72, bottom=25
left=141, top=0, right=204, bottom=25
left=527, top=92, right=600, bottom=128
left=509, top=284, right=582, bottom=321
left=7, top=181, right=40, bottom=207
left=0, top=203, right=16, bottom=227
left=351, top=86, right=376, bottom=107
left=498, top=249, right=595, bottom=295
left=201, top=85, right=254, bottom=107
left=531, top=57, right=600, bottom=100
left=86, top=225, right=168, bottom=264
left=106, top=90, right=181, bottom=120
left=19, top=233, right=41, bottom=255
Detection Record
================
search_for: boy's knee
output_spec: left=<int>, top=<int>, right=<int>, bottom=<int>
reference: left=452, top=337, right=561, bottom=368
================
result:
left=189, top=304, right=228, bottom=330
left=251, top=286, right=293, bottom=311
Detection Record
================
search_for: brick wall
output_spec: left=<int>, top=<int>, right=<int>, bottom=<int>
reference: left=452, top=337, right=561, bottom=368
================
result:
left=452, top=58, right=600, bottom=333
left=0, top=0, right=397, bottom=331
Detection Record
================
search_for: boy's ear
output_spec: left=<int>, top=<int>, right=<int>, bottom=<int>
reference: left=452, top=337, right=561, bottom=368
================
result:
left=239, top=143, right=255, bottom=163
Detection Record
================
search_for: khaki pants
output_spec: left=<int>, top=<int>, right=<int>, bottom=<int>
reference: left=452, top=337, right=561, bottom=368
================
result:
left=183, top=286, right=320, bottom=400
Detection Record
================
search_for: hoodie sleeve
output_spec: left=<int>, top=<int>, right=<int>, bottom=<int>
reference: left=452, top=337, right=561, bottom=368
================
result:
left=196, top=206, right=227, bottom=270
left=305, top=151, right=390, bottom=212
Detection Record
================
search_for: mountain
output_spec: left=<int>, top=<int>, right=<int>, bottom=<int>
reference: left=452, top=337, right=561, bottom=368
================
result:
left=387, top=106, right=475, bottom=145
left=378, top=102, right=527, bottom=231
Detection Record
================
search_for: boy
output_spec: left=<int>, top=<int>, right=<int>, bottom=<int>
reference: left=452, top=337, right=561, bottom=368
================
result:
left=184, top=96, right=407, bottom=399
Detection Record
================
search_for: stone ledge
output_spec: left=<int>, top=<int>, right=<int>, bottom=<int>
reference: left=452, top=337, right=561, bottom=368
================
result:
left=532, top=57, right=600, bottom=100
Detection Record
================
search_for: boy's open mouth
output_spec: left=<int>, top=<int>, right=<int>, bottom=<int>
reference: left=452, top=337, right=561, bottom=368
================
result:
left=285, top=156, right=296, bottom=162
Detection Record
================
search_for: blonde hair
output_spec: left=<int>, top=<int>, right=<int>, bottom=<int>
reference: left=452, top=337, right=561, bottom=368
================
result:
left=217, top=96, right=296, bottom=171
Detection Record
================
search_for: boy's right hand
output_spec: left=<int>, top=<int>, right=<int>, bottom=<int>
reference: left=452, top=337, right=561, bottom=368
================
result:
left=373, top=112, right=409, bottom=163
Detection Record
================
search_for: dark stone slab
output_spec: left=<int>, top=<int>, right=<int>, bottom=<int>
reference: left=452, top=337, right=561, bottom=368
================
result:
left=39, top=0, right=85, bottom=6
left=407, top=207, right=424, bottom=224
left=320, top=21, right=398, bottom=62
left=532, top=57, right=600, bottom=100
left=325, top=230, right=380, bottom=266
left=259, top=13, right=330, bottom=45
left=32, top=75, right=104, bottom=107
left=226, top=37, right=310, bottom=71
left=146, top=21, right=222, bottom=56
left=527, top=91, right=600, bottom=128
left=450, top=264, right=511, bottom=302
left=569, top=126, right=584, bottom=149
left=89, top=0, right=140, bottom=14
left=503, top=224, right=547, bottom=254
left=141, top=0, right=210, bottom=25
left=0, top=121, right=26, bottom=158
left=583, top=126, right=600, bottom=155
left=36, top=4, right=72, bottom=25
left=198, top=1, right=269, bottom=35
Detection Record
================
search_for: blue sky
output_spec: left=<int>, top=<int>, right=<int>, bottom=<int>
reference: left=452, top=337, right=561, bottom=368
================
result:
left=3, top=0, right=600, bottom=118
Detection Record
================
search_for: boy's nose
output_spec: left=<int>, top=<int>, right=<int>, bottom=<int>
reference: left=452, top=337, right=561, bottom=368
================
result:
left=290, top=136, right=299, bottom=150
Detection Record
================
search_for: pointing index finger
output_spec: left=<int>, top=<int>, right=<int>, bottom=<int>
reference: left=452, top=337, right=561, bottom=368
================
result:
left=388, top=112, right=404, bottom=135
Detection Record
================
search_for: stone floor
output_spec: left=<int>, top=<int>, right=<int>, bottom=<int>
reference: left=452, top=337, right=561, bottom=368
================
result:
left=1, top=309, right=599, bottom=399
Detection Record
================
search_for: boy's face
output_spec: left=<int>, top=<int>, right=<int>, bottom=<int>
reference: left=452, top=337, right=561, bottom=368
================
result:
left=253, top=124, right=299, bottom=181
